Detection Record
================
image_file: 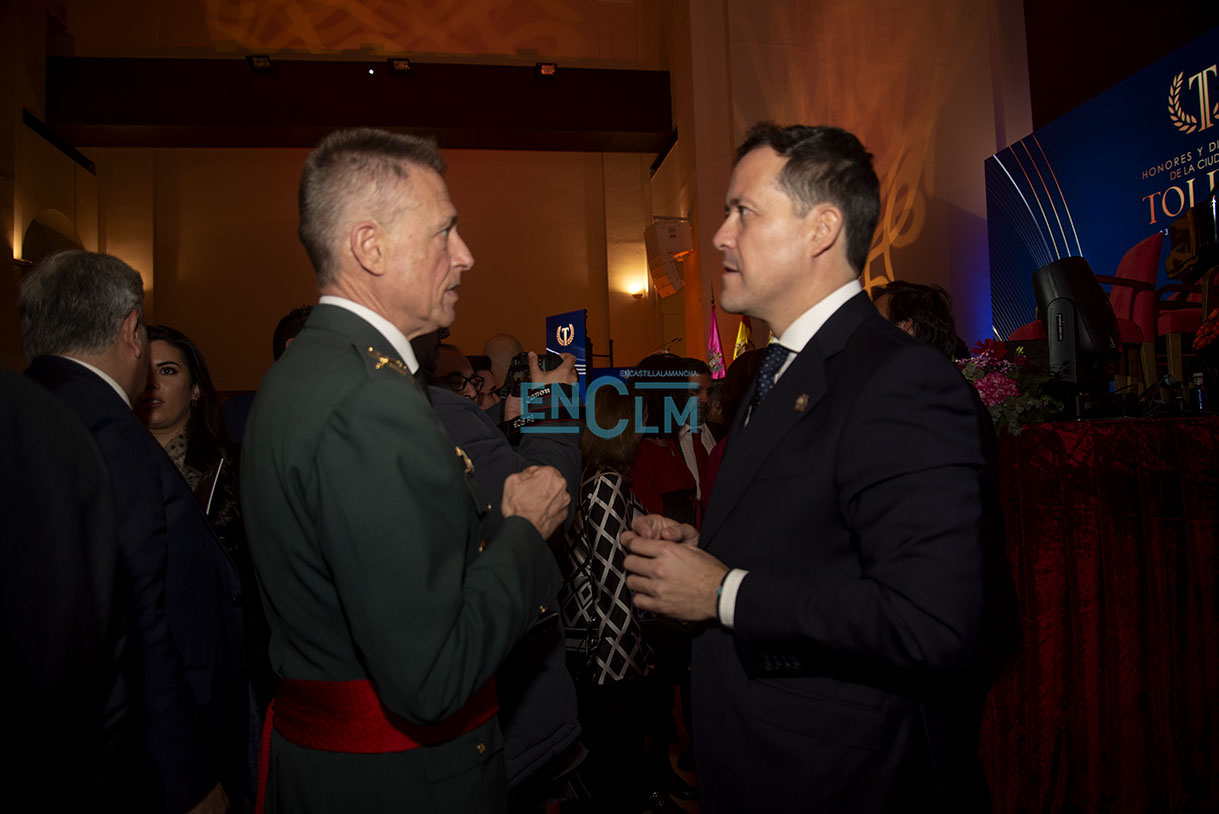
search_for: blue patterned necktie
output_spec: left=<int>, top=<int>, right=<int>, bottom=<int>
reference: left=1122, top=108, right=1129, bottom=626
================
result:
left=749, top=342, right=790, bottom=416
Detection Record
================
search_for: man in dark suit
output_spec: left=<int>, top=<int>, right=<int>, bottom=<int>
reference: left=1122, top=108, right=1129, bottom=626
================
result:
left=241, top=129, right=570, bottom=812
left=19, top=250, right=246, bottom=814
left=1, top=366, right=139, bottom=811
left=623, top=123, right=1009, bottom=812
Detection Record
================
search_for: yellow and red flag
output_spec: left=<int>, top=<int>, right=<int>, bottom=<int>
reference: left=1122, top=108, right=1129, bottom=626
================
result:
left=734, top=316, right=755, bottom=360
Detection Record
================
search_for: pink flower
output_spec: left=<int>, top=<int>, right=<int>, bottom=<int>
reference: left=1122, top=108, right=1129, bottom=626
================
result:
left=973, top=339, right=1007, bottom=360
left=975, top=371, right=1019, bottom=407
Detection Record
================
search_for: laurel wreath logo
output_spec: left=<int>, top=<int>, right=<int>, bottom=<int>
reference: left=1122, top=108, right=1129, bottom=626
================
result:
left=556, top=324, right=575, bottom=347
left=1168, top=71, right=1219, bottom=133
left=1169, top=72, right=1199, bottom=134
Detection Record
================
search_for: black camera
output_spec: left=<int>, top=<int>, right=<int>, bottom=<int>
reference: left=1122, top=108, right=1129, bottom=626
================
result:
left=498, top=351, right=565, bottom=399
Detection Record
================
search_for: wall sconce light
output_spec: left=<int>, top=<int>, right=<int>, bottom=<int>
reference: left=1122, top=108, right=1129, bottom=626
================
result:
left=632, top=282, right=648, bottom=300
left=536, top=62, right=557, bottom=78
left=246, top=54, right=273, bottom=74
left=387, top=57, right=412, bottom=73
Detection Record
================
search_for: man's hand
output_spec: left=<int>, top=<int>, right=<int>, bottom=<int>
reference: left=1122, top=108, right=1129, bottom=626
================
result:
left=501, top=352, right=577, bottom=422
left=626, top=513, right=699, bottom=545
left=533, top=352, right=578, bottom=386
left=502, top=465, right=571, bottom=540
left=623, top=530, right=726, bottom=622
left=184, top=782, right=228, bottom=814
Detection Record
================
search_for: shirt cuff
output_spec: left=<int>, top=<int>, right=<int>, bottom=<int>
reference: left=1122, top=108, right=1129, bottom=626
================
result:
left=717, top=568, right=748, bottom=628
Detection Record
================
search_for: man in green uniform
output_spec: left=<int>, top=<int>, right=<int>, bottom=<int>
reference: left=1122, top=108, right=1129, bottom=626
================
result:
left=242, top=129, right=570, bottom=813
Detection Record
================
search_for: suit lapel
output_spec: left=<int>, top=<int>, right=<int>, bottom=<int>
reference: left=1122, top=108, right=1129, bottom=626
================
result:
left=701, top=346, right=827, bottom=543
left=701, top=292, right=876, bottom=550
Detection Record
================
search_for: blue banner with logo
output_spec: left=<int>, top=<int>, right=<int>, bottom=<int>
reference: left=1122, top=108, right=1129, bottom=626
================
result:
left=987, top=26, right=1219, bottom=340
left=546, top=309, right=588, bottom=399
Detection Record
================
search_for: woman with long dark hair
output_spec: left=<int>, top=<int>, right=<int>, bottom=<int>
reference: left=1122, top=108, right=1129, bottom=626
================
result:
left=138, top=326, right=241, bottom=528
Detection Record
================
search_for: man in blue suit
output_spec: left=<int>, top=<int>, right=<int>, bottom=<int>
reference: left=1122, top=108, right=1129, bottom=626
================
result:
left=21, top=250, right=246, bottom=814
left=623, top=124, right=1010, bottom=813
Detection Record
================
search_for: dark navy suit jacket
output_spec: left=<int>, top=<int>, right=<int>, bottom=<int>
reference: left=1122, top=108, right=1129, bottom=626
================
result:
left=694, top=293, right=1013, bottom=813
left=26, top=356, right=247, bottom=813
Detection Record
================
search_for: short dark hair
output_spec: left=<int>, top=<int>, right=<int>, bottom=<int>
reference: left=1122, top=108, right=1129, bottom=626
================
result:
left=632, top=353, right=696, bottom=440
left=684, top=357, right=711, bottom=376
left=872, top=281, right=969, bottom=359
left=298, top=128, right=445, bottom=285
left=736, top=123, right=880, bottom=273
left=19, top=250, right=144, bottom=360
left=272, top=305, right=312, bottom=360
left=146, top=324, right=231, bottom=467
left=581, top=386, right=640, bottom=477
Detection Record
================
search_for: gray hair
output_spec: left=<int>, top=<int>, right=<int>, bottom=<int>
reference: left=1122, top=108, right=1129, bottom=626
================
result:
left=19, top=250, right=145, bottom=360
left=298, top=128, right=445, bottom=286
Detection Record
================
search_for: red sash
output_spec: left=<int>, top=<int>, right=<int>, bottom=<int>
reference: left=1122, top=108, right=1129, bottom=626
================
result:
left=256, top=678, right=497, bottom=813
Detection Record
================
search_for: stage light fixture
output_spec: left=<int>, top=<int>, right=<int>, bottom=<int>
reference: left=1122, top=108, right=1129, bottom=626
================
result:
left=387, top=58, right=412, bottom=73
left=246, top=54, right=272, bottom=74
left=536, top=62, right=557, bottom=77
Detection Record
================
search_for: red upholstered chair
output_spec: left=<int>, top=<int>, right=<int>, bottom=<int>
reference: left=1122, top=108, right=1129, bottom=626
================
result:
left=1155, top=276, right=1208, bottom=383
left=1093, top=232, right=1163, bottom=391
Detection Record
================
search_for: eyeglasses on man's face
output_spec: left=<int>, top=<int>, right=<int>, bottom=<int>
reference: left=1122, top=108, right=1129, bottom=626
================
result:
left=445, top=372, right=483, bottom=393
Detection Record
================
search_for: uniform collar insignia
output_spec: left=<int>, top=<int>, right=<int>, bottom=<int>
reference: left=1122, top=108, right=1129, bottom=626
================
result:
left=366, top=346, right=409, bottom=376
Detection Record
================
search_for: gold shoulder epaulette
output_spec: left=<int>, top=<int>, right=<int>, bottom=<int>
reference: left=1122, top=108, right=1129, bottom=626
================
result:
left=366, top=346, right=410, bottom=376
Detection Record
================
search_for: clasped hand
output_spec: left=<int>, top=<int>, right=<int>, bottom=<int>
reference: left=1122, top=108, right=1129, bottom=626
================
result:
left=502, top=465, right=570, bottom=540
left=622, top=514, right=728, bottom=622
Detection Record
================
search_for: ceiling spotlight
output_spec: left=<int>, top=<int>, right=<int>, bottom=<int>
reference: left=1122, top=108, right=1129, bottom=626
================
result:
left=246, top=54, right=272, bottom=74
left=536, top=62, right=557, bottom=77
left=387, top=57, right=412, bottom=73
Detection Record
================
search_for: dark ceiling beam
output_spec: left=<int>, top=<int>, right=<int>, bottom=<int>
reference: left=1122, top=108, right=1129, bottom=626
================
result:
left=45, top=57, right=673, bottom=152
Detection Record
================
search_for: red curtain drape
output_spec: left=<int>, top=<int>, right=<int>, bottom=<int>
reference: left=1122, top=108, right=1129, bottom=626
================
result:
left=981, top=416, right=1218, bottom=813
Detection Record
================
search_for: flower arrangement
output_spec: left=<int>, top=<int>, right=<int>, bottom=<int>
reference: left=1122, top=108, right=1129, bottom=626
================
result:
left=956, top=339, right=1060, bottom=435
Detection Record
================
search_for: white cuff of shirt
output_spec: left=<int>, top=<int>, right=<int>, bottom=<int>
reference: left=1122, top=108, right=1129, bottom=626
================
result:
left=717, top=568, right=748, bottom=628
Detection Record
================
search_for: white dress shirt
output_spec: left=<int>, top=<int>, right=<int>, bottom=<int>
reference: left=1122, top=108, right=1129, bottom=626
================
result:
left=318, top=295, right=420, bottom=374
left=60, top=356, right=132, bottom=408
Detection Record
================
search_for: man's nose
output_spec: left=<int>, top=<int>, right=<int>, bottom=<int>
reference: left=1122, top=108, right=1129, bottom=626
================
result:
left=451, top=229, right=474, bottom=270
left=712, top=218, right=734, bottom=251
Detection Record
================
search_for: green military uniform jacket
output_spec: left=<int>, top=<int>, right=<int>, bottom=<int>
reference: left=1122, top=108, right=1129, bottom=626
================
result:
left=242, top=304, right=561, bottom=812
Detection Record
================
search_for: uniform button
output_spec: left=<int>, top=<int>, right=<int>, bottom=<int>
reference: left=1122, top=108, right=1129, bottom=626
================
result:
left=538, top=605, right=548, bottom=616
left=476, top=741, right=487, bottom=756
left=478, top=539, right=488, bottom=554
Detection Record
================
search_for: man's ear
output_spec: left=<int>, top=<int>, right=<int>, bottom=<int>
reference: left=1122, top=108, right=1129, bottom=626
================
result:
left=119, top=308, right=144, bottom=359
left=350, top=221, right=387, bottom=276
left=806, top=203, right=844, bottom=260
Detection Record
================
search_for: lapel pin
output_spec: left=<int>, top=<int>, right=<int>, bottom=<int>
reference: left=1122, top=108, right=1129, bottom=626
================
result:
left=794, top=394, right=809, bottom=412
